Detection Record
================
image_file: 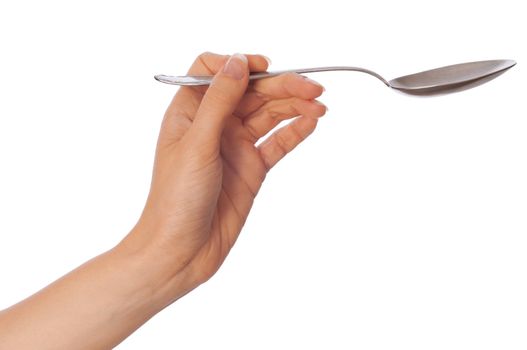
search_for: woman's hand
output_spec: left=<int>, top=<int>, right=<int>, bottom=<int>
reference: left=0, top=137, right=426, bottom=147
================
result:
left=0, top=52, right=327, bottom=350
left=122, top=52, right=326, bottom=295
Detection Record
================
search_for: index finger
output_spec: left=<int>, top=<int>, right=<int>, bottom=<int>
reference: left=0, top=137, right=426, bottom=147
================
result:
left=167, top=52, right=271, bottom=117
left=187, top=52, right=269, bottom=76
left=181, top=52, right=269, bottom=95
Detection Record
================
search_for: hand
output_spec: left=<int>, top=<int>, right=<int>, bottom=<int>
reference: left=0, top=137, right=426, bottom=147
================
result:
left=0, top=52, right=327, bottom=350
left=122, top=52, right=327, bottom=295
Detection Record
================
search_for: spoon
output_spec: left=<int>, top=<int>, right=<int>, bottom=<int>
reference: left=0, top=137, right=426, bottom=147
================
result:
left=154, top=59, right=516, bottom=96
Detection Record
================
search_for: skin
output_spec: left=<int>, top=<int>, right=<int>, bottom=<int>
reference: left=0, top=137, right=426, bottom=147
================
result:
left=0, top=52, right=326, bottom=349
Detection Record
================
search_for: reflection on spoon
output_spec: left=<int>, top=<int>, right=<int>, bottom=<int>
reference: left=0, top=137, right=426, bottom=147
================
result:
left=154, top=59, right=516, bottom=96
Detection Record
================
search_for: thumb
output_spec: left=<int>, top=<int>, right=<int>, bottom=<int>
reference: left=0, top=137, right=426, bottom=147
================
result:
left=191, top=53, right=249, bottom=140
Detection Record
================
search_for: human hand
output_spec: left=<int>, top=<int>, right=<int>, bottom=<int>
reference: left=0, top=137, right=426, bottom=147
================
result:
left=0, top=52, right=327, bottom=350
left=121, top=52, right=326, bottom=298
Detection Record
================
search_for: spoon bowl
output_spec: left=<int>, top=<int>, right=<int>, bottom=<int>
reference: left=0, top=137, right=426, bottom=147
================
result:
left=154, top=59, right=516, bottom=96
left=388, top=59, right=516, bottom=95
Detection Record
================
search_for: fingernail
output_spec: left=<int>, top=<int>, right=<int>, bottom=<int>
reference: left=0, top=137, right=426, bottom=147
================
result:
left=262, top=55, right=272, bottom=66
left=313, top=100, right=329, bottom=111
left=223, top=53, right=247, bottom=80
left=301, top=76, right=325, bottom=91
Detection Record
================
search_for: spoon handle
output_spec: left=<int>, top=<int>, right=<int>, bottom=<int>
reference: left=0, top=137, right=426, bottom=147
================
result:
left=154, top=66, right=390, bottom=86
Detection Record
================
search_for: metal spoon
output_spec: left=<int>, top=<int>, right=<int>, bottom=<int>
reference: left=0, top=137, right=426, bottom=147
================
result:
left=154, top=59, right=516, bottom=96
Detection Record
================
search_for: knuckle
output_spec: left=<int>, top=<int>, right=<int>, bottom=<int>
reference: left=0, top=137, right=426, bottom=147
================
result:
left=266, top=109, right=282, bottom=120
left=282, top=72, right=299, bottom=80
left=274, top=133, right=289, bottom=155
left=206, top=85, right=232, bottom=105
left=255, top=91, right=271, bottom=102
left=289, top=122, right=305, bottom=142
left=198, top=51, right=214, bottom=59
left=244, top=121, right=260, bottom=141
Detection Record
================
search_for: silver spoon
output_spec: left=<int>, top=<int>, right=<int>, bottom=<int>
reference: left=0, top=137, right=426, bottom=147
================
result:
left=154, top=59, right=516, bottom=96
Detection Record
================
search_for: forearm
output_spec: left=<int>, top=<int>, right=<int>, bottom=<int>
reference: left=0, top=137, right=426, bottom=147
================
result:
left=0, top=234, right=185, bottom=350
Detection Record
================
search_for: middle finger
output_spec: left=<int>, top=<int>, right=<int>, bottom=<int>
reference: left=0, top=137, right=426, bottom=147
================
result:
left=234, top=73, right=325, bottom=117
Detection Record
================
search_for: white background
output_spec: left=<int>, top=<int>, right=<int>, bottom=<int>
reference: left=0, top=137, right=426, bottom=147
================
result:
left=1, top=0, right=526, bottom=349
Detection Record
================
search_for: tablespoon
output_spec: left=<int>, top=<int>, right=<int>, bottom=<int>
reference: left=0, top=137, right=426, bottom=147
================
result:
left=154, top=59, right=516, bottom=96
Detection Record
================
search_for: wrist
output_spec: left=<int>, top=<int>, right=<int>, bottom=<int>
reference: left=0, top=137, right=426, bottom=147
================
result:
left=112, top=226, right=197, bottom=307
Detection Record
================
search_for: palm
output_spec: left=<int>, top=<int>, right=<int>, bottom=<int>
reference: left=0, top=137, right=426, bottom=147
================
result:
left=165, top=96, right=269, bottom=278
